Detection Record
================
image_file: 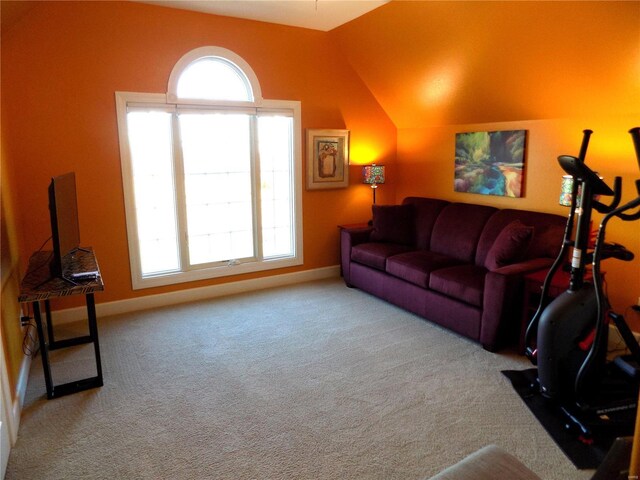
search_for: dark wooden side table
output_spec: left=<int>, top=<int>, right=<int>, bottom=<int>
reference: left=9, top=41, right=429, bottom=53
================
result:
left=519, top=268, right=596, bottom=354
left=18, top=248, right=104, bottom=399
left=338, top=222, right=371, bottom=230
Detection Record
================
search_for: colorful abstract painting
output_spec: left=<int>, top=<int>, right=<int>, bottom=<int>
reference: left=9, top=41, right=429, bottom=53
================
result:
left=454, top=130, right=527, bottom=197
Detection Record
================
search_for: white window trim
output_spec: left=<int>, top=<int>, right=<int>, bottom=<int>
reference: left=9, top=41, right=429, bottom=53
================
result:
left=167, top=46, right=263, bottom=105
left=115, top=51, right=302, bottom=290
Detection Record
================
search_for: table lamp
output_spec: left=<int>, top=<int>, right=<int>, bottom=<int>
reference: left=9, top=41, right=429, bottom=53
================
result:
left=362, top=164, right=385, bottom=204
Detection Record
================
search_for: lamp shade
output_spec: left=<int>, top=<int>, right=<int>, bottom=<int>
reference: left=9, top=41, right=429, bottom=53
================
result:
left=363, top=164, right=385, bottom=186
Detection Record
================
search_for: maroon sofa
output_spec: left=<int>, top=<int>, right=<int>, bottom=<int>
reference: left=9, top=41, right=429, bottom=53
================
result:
left=341, top=197, right=566, bottom=351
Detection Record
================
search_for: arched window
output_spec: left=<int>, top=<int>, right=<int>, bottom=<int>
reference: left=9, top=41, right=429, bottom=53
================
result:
left=167, top=46, right=262, bottom=103
left=116, top=47, right=302, bottom=289
left=177, top=58, right=250, bottom=101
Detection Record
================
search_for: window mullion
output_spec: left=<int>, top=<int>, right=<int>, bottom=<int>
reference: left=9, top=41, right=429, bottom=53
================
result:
left=251, top=114, right=263, bottom=261
left=171, top=113, right=191, bottom=270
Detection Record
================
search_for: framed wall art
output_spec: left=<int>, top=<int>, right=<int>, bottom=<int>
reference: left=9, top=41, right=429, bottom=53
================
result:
left=454, top=129, right=527, bottom=198
left=306, top=129, right=349, bottom=190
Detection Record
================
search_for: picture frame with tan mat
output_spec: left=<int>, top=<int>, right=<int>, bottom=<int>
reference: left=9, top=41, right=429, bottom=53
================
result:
left=306, top=129, right=349, bottom=190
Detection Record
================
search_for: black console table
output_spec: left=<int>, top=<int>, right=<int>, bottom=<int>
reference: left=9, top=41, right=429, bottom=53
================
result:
left=18, top=248, right=104, bottom=399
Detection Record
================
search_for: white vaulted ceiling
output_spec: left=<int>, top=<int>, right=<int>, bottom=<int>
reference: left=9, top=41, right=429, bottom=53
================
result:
left=133, top=0, right=389, bottom=31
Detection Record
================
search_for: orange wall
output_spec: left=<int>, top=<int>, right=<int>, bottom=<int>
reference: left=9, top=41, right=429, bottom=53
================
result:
left=2, top=0, right=638, bottom=316
left=397, top=117, right=640, bottom=311
left=380, top=2, right=640, bottom=311
left=1, top=1, right=396, bottom=307
left=334, top=1, right=640, bottom=128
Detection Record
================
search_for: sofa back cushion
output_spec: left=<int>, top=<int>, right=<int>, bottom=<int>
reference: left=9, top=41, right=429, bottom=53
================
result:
left=402, top=197, right=450, bottom=249
left=429, top=203, right=498, bottom=262
left=370, top=204, right=415, bottom=245
left=475, top=209, right=566, bottom=266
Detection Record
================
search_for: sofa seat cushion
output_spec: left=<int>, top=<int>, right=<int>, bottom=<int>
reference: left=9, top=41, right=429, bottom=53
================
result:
left=429, top=264, right=486, bottom=307
left=351, top=243, right=415, bottom=271
left=386, top=250, right=463, bottom=288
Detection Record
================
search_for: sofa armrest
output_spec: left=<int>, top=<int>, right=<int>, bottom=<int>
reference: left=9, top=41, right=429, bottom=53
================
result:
left=480, top=258, right=554, bottom=351
left=425, top=445, right=541, bottom=480
left=340, top=226, right=373, bottom=285
left=490, top=258, right=554, bottom=276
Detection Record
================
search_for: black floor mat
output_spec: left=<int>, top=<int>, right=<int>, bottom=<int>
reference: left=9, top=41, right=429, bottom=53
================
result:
left=502, top=368, right=636, bottom=469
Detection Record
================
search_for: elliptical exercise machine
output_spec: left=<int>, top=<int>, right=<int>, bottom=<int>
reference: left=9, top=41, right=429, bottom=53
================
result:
left=524, top=127, right=640, bottom=440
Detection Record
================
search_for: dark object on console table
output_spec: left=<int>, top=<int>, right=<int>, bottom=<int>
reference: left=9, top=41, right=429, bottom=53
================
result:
left=340, top=197, right=566, bottom=351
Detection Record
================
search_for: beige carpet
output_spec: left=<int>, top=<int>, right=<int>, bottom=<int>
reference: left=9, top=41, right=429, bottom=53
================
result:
left=6, top=278, right=593, bottom=479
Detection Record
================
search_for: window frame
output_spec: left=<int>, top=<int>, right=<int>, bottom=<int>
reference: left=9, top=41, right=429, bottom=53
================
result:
left=115, top=48, right=303, bottom=290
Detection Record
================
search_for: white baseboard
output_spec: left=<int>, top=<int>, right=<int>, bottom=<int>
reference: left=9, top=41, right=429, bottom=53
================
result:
left=11, top=354, right=31, bottom=442
left=1, top=334, right=30, bottom=480
left=13, top=352, right=31, bottom=424
left=52, top=265, right=341, bottom=324
left=1, top=348, right=13, bottom=479
left=608, top=323, right=640, bottom=356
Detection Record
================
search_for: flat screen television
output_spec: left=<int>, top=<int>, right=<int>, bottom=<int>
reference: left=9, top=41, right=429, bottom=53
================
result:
left=48, top=172, right=81, bottom=278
